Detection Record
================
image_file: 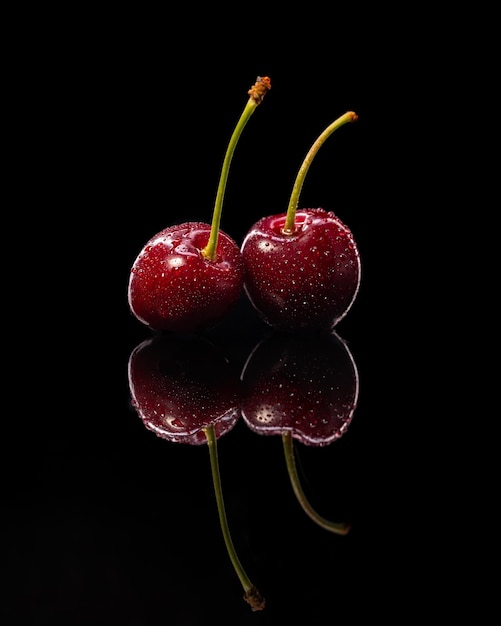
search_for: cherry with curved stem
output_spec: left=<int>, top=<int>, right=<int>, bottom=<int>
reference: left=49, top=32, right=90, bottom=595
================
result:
left=241, top=110, right=360, bottom=332
left=128, top=76, right=271, bottom=333
left=128, top=335, right=265, bottom=611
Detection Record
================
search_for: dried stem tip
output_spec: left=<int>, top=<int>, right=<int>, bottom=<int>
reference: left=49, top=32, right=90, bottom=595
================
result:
left=248, top=76, right=272, bottom=104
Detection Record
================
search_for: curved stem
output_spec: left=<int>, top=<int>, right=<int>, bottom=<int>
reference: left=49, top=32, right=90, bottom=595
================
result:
left=282, top=431, right=351, bottom=535
left=283, top=110, right=358, bottom=234
left=202, top=76, right=271, bottom=261
left=204, top=425, right=265, bottom=611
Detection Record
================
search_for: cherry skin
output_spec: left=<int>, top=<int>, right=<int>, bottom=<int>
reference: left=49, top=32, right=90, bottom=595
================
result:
left=241, top=207, right=361, bottom=331
left=128, top=222, right=244, bottom=334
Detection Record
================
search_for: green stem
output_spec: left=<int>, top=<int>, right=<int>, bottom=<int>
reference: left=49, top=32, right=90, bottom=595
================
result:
left=283, top=110, right=358, bottom=234
left=282, top=431, right=351, bottom=535
left=202, top=76, right=271, bottom=261
left=204, top=425, right=265, bottom=611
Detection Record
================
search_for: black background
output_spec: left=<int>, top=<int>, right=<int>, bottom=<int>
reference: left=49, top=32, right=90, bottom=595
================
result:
left=4, top=9, right=489, bottom=625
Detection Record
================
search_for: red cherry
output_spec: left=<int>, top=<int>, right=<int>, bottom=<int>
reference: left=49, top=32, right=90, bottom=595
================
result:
left=242, top=208, right=360, bottom=331
left=128, top=222, right=244, bottom=334
left=128, top=76, right=271, bottom=333
left=241, top=111, right=360, bottom=331
left=128, top=334, right=265, bottom=610
left=241, top=331, right=358, bottom=534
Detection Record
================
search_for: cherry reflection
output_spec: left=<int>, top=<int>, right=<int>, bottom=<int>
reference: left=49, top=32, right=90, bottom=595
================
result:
left=240, top=330, right=359, bottom=534
left=128, top=334, right=241, bottom=444
left=128, top=334, right=265, bottom=612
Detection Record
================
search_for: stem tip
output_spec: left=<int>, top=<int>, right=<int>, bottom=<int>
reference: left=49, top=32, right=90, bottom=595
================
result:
left=248, top=76, right=272, bottom=104
left=244, top=586, right=266, bottom=611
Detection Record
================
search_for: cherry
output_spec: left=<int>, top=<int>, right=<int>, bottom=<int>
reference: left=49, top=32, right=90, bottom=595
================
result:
left=240, top=330, right=359, bottom=533
left=128, top=334, right=265, bottom=610
left=241, top=111, right=360, bottom=331
left=128, top=76, right=271, bottom=333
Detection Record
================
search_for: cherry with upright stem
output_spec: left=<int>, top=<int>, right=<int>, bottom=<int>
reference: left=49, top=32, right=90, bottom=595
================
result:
left=128, top=76, right=272, bottom=333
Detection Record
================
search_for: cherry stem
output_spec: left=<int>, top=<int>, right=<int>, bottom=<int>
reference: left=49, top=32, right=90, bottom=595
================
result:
left=282, top=431, right=351, bottom=535
left=204, top=424, right=265, bottom=611
left=283, top=110, right=358, bottom=234
left=202, top=76, right=271, bottom=261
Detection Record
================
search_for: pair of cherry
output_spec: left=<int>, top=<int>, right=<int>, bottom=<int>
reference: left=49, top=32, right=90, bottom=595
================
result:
left=128, top=76, right=361, bottom=334
left=128, top=329, right=359, bottom=611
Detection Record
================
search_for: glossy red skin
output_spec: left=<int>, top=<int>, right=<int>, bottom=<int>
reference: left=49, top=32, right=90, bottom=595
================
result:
left=241, top=208, right=361, bottom=331
left=240, top=330, right=359, bottom=446
left=128, top=222, right=244, bottom=333
left=128, top=334, right=241, bottom=445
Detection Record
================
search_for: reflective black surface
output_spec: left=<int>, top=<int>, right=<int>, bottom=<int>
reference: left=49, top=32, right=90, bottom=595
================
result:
left=4, top=290, right=430, bottom=624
